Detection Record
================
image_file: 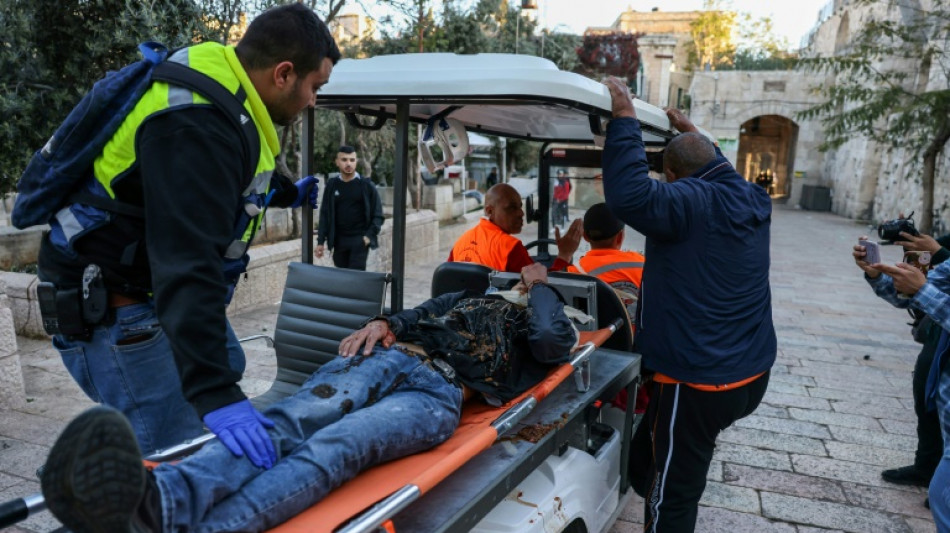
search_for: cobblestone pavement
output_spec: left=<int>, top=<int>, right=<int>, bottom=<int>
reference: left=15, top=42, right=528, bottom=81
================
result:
left=0, top=204, right=937, bottom=532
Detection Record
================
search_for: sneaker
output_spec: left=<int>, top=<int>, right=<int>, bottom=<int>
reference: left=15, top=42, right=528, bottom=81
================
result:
left=880, top=464, right=931, bottom=487
left=41, top=406, right=162, bottom=532
left=925, top=497, right=930, bottom=509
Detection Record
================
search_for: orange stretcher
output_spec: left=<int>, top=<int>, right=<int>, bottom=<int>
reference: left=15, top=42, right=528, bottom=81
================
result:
left=271, top=323, right=627, bottom=533
left=0, top=324, right=638, bottom=532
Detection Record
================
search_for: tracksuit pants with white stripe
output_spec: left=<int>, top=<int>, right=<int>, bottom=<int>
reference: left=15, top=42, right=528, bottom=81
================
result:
left=632, top=371, right=770, bottom=532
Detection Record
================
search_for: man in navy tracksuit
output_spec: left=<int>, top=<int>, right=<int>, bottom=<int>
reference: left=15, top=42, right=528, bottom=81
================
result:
left=602, top=78, right=776, bottom=532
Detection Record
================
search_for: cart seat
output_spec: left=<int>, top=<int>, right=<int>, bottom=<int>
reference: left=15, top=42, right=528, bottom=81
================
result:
left=253, top=262, right=391, bottom=409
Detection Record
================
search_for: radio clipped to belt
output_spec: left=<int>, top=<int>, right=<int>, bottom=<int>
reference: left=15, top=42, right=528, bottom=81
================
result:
left=36, top=264, right=110, bottom=340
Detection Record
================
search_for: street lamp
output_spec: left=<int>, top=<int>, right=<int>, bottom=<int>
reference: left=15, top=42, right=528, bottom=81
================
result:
left=515, top=0, right=537, bottom=54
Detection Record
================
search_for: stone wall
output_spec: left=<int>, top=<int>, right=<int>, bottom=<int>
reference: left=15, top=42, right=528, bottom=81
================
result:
left=0, top=279, right=23, bottom=407
left=687, top=71, right=827, bottom=196
left=802, top=0, right=950, bottom=229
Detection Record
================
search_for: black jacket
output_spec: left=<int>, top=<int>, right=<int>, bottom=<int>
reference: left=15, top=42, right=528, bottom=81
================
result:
left=316, top=175, right=384, bottom=250
left=388, top=284, right=576, bottom=403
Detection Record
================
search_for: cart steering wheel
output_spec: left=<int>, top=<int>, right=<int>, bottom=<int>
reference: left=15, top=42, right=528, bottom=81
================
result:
left=524, top=238, right=557, bottom=267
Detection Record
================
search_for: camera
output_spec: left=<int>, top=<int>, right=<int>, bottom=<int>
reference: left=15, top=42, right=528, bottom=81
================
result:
left=878, top=212, right=919, bottom=242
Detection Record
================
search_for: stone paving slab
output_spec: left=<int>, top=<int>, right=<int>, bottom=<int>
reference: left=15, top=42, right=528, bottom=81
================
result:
left=0, top=205, right=937, bottom=532
left=761, top=492, right=912, bottom=532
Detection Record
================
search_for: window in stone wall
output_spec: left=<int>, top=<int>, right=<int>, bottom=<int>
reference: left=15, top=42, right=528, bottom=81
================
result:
left=763, top=81, right=786, bottom=92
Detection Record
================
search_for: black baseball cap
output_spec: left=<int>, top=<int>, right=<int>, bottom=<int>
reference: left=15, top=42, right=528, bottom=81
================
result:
left=584, top=202, right=624, bottom=241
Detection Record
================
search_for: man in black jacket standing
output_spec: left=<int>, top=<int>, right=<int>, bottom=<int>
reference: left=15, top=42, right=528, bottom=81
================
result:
left=35, top=4, right=340, bottom=466
left=316, top=145, right=384, bottom=270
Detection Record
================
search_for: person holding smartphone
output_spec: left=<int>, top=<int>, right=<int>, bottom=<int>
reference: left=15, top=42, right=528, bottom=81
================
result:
left=854, top=232, right=950, bottom=500
left=853, top=232, right=950, bottom=525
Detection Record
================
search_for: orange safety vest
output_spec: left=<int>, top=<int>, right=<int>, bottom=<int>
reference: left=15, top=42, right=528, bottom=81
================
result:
left=567, top=249, right=644, bottom=287
left=450, top=218, right=522, bottom=272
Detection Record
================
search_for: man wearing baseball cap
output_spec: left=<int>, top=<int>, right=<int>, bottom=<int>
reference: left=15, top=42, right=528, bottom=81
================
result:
left=567, top=202, right=644, bottom=305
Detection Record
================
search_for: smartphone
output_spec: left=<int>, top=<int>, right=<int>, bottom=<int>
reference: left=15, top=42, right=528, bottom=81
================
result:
left=859, top=239, right=880, bottom=264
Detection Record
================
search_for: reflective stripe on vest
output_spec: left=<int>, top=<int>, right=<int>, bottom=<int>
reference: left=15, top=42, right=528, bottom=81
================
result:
left=568, top=250, right=644, bottom=287
left=450, top=218, right=522, bottom=272
left=587, top=261, right=644, bottom=277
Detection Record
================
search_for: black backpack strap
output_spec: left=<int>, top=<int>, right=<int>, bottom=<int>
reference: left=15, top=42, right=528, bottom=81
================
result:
left=151, top=61, right=261, bottom=183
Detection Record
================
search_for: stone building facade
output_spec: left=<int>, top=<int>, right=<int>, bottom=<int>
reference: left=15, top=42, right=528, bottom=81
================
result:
left=686, top=71, right=828, bottom=207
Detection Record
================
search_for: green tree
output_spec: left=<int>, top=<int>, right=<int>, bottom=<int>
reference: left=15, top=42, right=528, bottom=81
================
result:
left=731, top=15, right=797, bottom=71
left=335, top=0, right=579, bottom=179
left=686, top=0, right=737, bottom=71
left=797, top=0, right=950, bottom=233
left=684, top=2, right=794, bottom=72
left=0, top=0, right=233, bottom=195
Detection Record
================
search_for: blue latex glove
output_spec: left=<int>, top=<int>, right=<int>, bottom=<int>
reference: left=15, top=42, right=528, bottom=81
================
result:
left=202, top=399, right=276, bottom=469
left=290, top=175, right=319, bottom=209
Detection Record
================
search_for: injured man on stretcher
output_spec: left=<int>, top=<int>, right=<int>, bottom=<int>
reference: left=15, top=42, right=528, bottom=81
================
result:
left=40, top=263, right=578, bottom=533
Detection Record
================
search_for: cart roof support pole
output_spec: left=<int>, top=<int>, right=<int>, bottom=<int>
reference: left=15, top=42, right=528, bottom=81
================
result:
left=391, top=100, right=410, bottom=312
left=301, top=107, right=315, bottom=264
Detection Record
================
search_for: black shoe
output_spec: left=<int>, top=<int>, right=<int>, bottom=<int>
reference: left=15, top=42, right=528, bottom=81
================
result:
left=925, top=497, right=930, bottom=509
left=41, top=406, right=162, bottom=532
left=880, top=465, right=931, bottom=487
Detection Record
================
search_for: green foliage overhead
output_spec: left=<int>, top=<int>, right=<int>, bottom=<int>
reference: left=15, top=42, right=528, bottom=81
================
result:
left=685, top=0, right=796, bottom=72
left=336, top=0, right=578, bottom=177
left=0, top=0, right=578, bottom=194
left=797, top=0, right=950, bottom=232
left=0, top=0, right=229, bottom=195
left=687, top=0, right=737, bottom=71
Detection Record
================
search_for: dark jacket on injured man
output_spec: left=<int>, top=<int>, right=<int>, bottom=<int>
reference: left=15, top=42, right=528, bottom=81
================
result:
left=387, top=285, right=577, bottom=403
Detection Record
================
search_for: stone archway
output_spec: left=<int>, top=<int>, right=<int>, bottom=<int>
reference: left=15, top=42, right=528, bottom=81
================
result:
left=736, top=115, right=799, bottom=198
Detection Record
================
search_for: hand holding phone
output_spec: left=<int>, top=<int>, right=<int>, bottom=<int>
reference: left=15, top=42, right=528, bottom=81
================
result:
left=858, top=239, right=881, bottom=264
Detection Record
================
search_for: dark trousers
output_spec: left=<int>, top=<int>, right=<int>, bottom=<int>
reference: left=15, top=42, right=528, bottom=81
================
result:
left=332, top=235, right=370, bottom=271
left=632, top=371, right=770, bottom=533
left=913, top=330, right=944, bottom=476
left=552, top=201, right=568, bottom=227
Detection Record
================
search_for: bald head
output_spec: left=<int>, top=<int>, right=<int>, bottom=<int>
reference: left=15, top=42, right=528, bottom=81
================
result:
left=485, top=183, right=517, bottom=208
left=663, top=132, right=717, bottom=181
left=485, top=184, right=524, bottom=235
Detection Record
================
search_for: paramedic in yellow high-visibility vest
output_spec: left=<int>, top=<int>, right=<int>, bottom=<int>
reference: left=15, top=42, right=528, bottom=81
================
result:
left=36, top=4, right=340, bottom=465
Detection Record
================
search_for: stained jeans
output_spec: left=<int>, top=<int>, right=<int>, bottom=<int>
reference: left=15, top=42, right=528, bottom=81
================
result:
left=154, top=347, right=463, bottom=533
left=930, top=363, right=950, bottom=530
left=53, top=301, right=246, bottom=455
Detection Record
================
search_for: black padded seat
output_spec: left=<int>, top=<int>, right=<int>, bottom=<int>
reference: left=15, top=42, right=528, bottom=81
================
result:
left=252, top=262, right=391, bottom=409
left=430, top=261, right=493, bottom=298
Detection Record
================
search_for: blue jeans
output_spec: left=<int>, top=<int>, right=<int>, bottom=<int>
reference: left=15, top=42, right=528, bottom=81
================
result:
left=154, top=348, right=463, bottom=532
left=931, top=364, right=950, bottom=530
left=53, top=301, right=246, bottom=455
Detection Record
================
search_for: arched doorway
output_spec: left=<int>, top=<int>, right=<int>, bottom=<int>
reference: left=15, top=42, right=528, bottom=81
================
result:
left=736, top=115, right=799, bottom=198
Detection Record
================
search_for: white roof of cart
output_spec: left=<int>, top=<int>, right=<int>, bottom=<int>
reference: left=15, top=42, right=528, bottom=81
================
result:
left=314, top=53, right=676, bottom=146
